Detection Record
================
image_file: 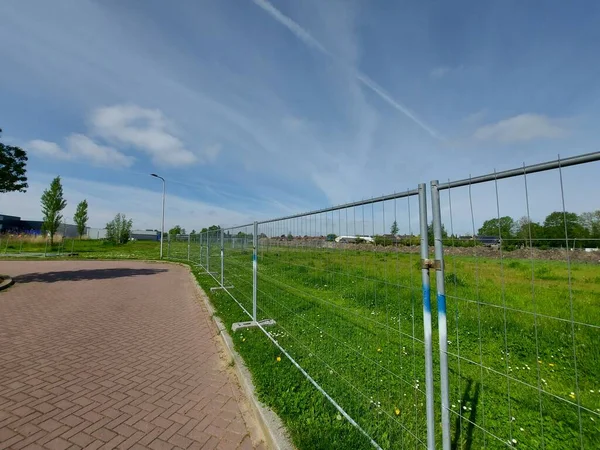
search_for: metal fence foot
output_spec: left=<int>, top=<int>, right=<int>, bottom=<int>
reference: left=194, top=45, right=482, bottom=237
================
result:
left=232, top=319, right=276, bottom=332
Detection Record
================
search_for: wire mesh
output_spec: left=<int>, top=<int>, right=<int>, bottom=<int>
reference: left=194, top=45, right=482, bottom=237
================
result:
left=219, top=225, right=256, bottom=319
left=179, top=152, right=599, bottom=449
left=170, top=234, right=191, bottom=261
left=249, top=197, right=430, bottom=448
left=433, top=157, right=600, bottom=449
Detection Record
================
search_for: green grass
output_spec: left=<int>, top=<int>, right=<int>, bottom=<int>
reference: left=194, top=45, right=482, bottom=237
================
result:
left=183, top=241, right=599, bottom=449
left=2, top=237, right=598, bottom=448
left=0, top=238, right=161, bottom=259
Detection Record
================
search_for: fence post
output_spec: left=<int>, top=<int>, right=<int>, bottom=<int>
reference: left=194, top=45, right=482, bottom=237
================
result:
left=206, top=232, right=210, bottom=271
left=431, top=180, right=451, bottom=450
left=167, top=233, right=171, bottom=258
left=4, top=236, right=10, bottom=254
left=44, top=237, right=48, bottom=257
left=252, top=221, right=258, bottom=322
left=71, top=239, right=75, bottom=254
left=187, top=234, right=191, bottom=261
left=419, top=183, right=436, bottom=450
left=199, top=232, right=203, bottom=264
left=220, top=229, right=224, bottom=286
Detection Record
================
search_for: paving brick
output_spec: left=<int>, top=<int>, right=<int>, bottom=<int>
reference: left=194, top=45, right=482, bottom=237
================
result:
left=167, top=433, right=193, bottom=449
left=148, top=439, right=173, bottom=450
left=68, top=432, right=95, bottom=448
left=44, top=437, right=71, bottom=450
left=15, top=422, right=41, bottom=437
left=12, top=406, right=36, bottom=417
left=0, top=427, right=17, bottom=441
left=115, top=430, right=145, bottom=450
left=91, top=427, right=116, bottom=442
left=0, top=261, right=265, bottom=449
left=39, top=419, right=63, bottom=432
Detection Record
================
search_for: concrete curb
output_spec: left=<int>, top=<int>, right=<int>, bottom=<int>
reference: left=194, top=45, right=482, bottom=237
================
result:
left=188, top=271, right=295, bottom=450
left=0, top=275, right=15, bottom=291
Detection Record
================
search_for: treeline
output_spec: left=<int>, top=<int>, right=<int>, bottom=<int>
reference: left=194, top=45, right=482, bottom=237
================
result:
left=476, top=211, right=600, bottom=249
left=370, top=211, right=600, bottom=249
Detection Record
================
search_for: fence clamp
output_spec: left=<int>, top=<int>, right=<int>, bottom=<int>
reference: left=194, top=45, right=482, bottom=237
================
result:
left=422, top=259, right=442, bottom=270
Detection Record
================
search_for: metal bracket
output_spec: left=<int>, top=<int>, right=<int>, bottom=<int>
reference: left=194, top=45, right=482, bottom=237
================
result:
left=210, top=286, right=234, bottom=292
left=232, top=319, right=276, bottom=332
left=421, top=259, right=442, bottom=270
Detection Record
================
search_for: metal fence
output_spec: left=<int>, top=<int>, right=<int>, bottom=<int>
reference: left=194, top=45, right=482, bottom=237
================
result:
left=172, top=152, right=600, bottom=449
left=1, top=235, right=81, bottom=257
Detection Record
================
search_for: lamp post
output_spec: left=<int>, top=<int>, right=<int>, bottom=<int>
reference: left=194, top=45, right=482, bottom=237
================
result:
left=150, top=174, right=166, bottom=259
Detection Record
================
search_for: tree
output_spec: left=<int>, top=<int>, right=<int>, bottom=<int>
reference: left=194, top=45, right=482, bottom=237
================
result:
left=579, top=211, right=600, bottom=238
left=287, top=232, right=293, bottom=241
left=106, top=213, right=133, bottom=244
left=41, top=176, right=67, bottom=246
left=543, top=211, right=586, bottom=246
left=190, top=229, right=197, bottom=236
left=390, top=220, right=399, bottom=236
left=73, top=200, right=89, bottom=238
left=169, top=225, right=182, bottom=235
left=477, top=216, right=515, bottom=239
left=0, top=128, right=28, bottom=193
left=514, top=216, right=543, bottom=246
left=326, top=234, right=337, bottom=242
left=427, top=222, right=448, bottom=244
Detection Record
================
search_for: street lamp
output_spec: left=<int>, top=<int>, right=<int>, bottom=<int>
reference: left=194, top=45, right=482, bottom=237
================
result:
left=150, top=173, right=166, bottom=259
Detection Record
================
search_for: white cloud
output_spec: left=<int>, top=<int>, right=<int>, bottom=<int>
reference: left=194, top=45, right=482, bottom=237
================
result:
left=66, top=133, right=135, bottom=167
left=90, top=104, right=198, bottom=166
left=472, top=114, right=567, bottom=143
left=203, top=144, right=222, bottom=163
left=28, top=139, right=71, bottom=160
left=28, top=136, right=134, bottom=167
left=0, top=174, right=254, bottom=231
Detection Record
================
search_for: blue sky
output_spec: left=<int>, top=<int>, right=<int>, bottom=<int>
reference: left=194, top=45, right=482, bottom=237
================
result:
left=1, top=0, right=599, bottom=234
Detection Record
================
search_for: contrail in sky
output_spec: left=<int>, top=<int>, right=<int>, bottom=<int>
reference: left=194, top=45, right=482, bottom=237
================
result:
left=252, top=0, right=441, bottom=139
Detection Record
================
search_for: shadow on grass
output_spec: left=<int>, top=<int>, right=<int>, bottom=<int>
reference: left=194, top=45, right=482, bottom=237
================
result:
left=14, top=268, right=168, bottom=284
left=452, top=379, right=480, bottom=450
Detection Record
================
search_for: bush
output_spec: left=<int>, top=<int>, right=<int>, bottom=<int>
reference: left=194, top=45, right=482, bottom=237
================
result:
left=106, top=213, right=133, bottom=245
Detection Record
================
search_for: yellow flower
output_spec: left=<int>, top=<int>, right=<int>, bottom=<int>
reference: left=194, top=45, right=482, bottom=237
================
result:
left=394, top=408, right=401, bottom=416
left=569, top=392, right=576, bottom=399
left=276, top=356, right=281, bottom=362
left=242, top=338, right=246, bottom=342
left=377, top=348, right=382, bottom=352
left=549, top=363, right=555, bottom=367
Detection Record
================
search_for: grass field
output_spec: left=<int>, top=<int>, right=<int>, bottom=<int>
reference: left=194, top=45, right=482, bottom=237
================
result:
left=2, top=236, right=598, bottom=448
left=0, top=237, right=161, bottom=259
left=181, top=238, right=600, bottom=449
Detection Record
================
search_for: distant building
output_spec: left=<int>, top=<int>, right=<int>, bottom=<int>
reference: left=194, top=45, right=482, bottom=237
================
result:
left=130, top=230, right=160, bottom=241
left=0, top=214, right=80, bottom=237
left=477, top=236, right=501, bottom=246
left=86, top=228, right=107, bottom=239
left=1, top=214, right=162, bottom=241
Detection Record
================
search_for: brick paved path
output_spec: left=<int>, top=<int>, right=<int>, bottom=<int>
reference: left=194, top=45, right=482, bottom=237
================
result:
left=0, top=261, right=266, bottom=450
